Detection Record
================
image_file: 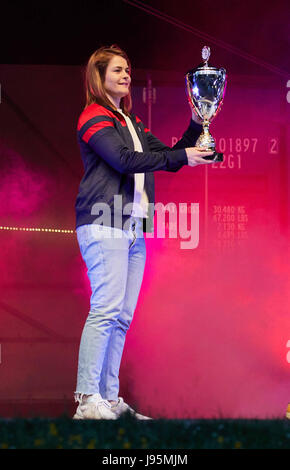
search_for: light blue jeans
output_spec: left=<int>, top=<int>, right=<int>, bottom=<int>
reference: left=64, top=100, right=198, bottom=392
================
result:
left=74, top=216, right=146, bottom=401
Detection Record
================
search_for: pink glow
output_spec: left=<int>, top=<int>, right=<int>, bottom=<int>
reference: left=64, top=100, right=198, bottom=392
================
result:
left=0, top=144, right=52, bottom=217
left=124, top=226, right=289, bottom=418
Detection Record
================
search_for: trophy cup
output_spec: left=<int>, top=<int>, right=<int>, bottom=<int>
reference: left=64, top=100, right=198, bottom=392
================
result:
left=185, top=46, right=227, bottom=161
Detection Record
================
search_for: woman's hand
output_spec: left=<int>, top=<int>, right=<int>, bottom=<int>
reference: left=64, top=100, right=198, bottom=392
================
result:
left=186, top=147, right=214, bottom=167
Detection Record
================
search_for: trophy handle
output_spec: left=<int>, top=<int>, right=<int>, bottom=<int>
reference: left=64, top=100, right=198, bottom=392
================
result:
left=186, top=80, right=203, bottom=121
left=213, top=68, right=227, bottom=119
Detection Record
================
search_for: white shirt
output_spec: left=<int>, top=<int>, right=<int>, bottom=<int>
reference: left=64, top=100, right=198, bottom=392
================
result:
left=117, top=108, right=149, bottom=218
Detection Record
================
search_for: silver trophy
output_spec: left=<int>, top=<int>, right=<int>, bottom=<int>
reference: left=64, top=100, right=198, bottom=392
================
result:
left=185, top=46, right=227, bottom=161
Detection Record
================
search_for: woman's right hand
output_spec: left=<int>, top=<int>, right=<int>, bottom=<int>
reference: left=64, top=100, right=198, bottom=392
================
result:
left=185, top=147, right=215, bottom=167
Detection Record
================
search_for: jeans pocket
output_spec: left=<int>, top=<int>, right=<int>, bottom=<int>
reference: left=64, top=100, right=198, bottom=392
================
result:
left=92, top=224, right=124, bottom=240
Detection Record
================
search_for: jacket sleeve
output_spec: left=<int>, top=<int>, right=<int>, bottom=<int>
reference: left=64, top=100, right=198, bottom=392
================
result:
left=78, top=115, right=188, bottom=174
left=141, top=118, right=203, bottom=172
left=144, top=118, right=203, bottom=152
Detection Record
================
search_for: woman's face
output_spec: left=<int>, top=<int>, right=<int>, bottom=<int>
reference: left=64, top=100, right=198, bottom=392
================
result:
left=104, top=55, right=131, bottom=103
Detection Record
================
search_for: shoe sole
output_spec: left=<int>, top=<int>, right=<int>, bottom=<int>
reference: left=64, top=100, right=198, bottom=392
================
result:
left=135, top=414, right=153, bottom=420
left=73, top=412, right=117, bottom=420
left=73, top=413, right=83, bottom=420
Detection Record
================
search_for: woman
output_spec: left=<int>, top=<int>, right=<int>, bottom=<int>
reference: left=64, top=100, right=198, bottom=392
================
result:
left=73, top=45, right=214, bottom=420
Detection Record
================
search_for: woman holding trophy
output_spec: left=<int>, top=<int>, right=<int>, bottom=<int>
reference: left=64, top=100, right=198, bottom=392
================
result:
left=73, top=44, right=215, bottom=420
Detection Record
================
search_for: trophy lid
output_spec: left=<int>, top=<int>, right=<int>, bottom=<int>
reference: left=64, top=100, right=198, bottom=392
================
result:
left=185, top=46, right=225, bottom=77
left=196, top=45, right=215, bottom=71
left=202, top=46, right=211, bottom=66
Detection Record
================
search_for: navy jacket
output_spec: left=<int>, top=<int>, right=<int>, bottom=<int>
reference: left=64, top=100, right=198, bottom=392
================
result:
left=75, top=102, right=202, bottom=232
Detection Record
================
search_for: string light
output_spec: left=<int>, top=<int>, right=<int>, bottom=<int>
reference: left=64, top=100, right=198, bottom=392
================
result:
left=0, top=226, right=75, bottom=234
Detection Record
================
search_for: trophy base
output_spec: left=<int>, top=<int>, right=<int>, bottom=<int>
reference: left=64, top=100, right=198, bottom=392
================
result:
left=202, top=152, right=223, bottom=162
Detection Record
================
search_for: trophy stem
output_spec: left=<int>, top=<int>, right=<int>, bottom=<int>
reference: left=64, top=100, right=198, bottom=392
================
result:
left=196, top=121, right=216, bottom=151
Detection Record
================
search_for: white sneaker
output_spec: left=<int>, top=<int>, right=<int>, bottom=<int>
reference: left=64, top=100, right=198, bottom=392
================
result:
left=73, top=393, right=117, bottom=420
left=110, top=397, right=152, bottom=420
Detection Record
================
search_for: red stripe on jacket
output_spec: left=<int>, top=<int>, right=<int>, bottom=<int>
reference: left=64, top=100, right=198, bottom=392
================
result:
left=77, top=104, right=115, bottom=131
left=82, top=121, right=114, bottom=143
left=77, top=103, right=127, bottom=131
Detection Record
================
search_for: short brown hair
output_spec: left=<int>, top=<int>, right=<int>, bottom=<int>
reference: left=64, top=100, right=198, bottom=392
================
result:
left=84, top=44, right=132, bottom=115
